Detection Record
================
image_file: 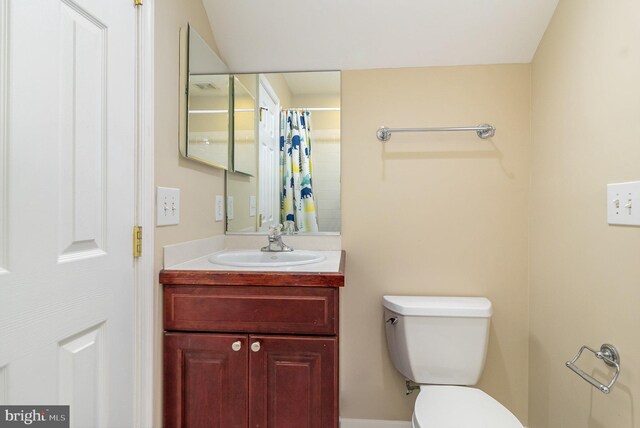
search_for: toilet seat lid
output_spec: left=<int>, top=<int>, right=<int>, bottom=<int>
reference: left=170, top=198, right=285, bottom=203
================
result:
left=413, top=386, right=523, bottom=428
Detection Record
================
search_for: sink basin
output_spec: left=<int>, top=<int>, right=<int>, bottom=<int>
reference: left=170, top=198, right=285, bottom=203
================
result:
left=208, top=250, right=326, bottom=267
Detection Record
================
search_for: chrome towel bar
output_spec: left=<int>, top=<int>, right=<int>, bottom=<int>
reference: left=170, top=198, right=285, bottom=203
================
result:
left=565, top=344, right=620, bottom=394
left=376, top=124, right=496, bottom=142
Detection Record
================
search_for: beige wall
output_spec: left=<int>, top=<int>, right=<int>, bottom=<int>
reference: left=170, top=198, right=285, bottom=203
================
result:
left=265, top=73, right=293, bottom=108
left=340, top=65, right=531, bottom=422
left=154, top=2, right=225, bottom=426
left=529, top=1, right=640, bottom=427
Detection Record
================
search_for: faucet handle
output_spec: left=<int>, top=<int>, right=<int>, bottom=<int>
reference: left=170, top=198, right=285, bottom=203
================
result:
left=269, top=224, right=283, bottom=235
left=282, top=221, right=295, bottom=235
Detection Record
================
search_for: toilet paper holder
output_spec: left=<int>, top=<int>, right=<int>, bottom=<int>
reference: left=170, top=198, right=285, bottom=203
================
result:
left=565, top=343, right=620, bottom=394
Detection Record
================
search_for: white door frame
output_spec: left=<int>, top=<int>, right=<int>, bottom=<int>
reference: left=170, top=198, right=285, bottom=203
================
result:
left=0, top=0, right=8, bottom=278
left=134, top=1, right=155, bottom=426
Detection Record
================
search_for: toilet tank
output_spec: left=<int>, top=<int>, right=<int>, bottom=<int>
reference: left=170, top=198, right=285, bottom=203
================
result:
left=383, top=296, right=492, bottom=385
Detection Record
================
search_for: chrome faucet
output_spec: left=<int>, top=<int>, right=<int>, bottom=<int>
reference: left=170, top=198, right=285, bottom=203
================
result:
left=261, top=224, right=293, bottom=252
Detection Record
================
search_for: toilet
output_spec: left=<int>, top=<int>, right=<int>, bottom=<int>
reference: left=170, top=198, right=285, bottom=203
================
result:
left=383, top=295, right=523, bottom=428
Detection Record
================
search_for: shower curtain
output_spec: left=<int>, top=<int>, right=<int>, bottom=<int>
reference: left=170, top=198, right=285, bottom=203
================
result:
left=280, top=110, right=319, bottom=233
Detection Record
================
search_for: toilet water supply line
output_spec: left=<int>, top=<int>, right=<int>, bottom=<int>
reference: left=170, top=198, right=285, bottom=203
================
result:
left=565, top=344, right=621, bottom=394
left=405, top=380, right=419, bottom=395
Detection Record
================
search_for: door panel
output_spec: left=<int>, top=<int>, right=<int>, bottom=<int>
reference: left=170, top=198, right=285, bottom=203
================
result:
left=58, top=323, right=106, bottom=427
left=0, top=1, right=136, bottom=426
left=249, top=335, right=337, bottom=428
left=258, top=79, right=279, bottom=232
left=59, top=1, right=108, bottom=261
left=164, top=333, right=249, bottom=428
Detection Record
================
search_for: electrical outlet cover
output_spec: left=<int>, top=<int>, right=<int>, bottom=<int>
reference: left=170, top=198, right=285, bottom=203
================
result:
left=227, top=196, right=234, bottom=220
left=215, top=195, right=224, bottom=222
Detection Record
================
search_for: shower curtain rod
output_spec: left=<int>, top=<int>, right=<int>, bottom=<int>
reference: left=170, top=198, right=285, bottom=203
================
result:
left=188, top=108, right=254, bottom=114
left=283, top=107, right=340, bottom=112
left=376, top=124, right=495, bottom=141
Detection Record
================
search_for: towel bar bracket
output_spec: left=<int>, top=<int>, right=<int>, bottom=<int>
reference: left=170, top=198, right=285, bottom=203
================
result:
left=599, top=344, right=620, bottom=368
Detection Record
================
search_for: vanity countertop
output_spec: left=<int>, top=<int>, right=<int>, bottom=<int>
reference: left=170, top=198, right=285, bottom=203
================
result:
left=160, top=250, right=345, bottom=288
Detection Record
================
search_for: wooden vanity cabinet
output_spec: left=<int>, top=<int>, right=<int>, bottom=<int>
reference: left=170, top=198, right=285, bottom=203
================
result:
left=162, top=281, right=340, bottom=428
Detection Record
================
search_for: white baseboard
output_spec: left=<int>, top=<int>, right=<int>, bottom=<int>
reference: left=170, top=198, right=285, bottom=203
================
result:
left=339, top=417, right=527, bottom=428
left=340, top=418, right=412, bottom=428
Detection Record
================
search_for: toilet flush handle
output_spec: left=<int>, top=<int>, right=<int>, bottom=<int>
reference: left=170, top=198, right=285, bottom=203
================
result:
left=386, top=317, right=398, bottom=325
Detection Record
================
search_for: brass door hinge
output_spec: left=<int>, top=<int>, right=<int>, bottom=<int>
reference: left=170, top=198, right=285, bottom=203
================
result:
left=134, top=0, right=143, bottom=6
left=133, top=226, right=142, bottom=257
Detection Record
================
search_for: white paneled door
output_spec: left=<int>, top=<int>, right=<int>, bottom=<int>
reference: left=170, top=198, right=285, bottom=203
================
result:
left=257, top=77, right=280, bottom=232
left=1, top=0, right=137, bottom=427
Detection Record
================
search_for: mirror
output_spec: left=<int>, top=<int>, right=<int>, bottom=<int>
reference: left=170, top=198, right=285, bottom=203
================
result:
left=226, top=71, right=341, bottom=235
left=232, top=76, right=257, bottom=176
left=179, top=25, right=230, bottom=169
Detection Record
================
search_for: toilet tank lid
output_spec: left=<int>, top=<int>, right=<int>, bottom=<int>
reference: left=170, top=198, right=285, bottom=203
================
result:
left=382, top=296, right=492, bottom=317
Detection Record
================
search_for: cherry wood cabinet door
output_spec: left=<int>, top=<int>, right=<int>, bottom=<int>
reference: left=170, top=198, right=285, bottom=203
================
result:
left=248, top=335, right=338, bottom=428
left=164, top=333, right=248, bottom=428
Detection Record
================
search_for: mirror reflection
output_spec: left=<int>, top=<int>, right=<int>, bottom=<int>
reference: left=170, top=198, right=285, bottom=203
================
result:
left=179, top=25, right=230, bottom=169
left=226, top=71, right=341, bottom=235
left=232, top=76, right=257, bottom=176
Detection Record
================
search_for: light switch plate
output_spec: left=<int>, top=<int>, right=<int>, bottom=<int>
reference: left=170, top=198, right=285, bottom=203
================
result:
left=157, top=187, right=180, bottom=226
left=607, top=181, right=640, bottom=226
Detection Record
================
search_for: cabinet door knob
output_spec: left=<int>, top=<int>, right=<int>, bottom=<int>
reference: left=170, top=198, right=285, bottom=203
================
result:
left=251, top=341, right=261, bottom=352
left=231, top=341, right=242, bottom=352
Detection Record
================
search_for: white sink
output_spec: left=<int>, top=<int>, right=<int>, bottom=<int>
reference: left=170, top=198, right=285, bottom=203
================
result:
left=208, top=249, right=326, bottom=267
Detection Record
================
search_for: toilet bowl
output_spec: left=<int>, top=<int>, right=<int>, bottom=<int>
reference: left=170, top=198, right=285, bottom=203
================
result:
left=382, top=296, right=522, bottom=428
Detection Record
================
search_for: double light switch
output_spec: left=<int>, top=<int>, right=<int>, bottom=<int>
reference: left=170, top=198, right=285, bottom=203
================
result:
left=607, top=181, right=640, bottom=226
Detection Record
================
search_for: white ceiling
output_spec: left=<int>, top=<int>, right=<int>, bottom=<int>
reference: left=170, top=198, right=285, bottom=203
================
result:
left=201, top=0, right=559, bottom=73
